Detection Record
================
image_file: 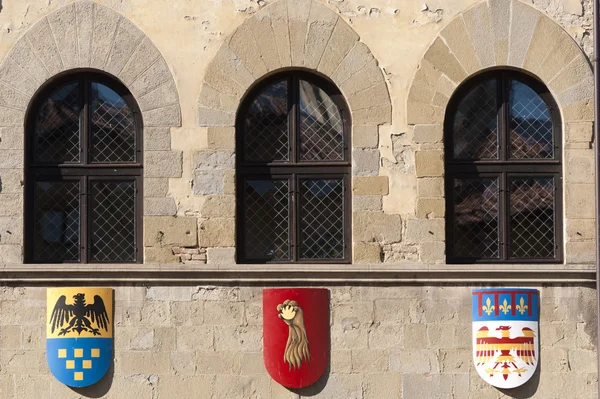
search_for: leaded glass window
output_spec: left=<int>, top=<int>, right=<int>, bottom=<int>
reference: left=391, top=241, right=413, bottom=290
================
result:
left=446, top=71, right=562, bottom=263
left=237, top=72, right=351, bottom=263
left=26, top=73, right=142, bottom=264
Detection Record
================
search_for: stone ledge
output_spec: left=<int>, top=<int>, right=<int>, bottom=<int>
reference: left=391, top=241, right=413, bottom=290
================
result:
left=0, top=263, right=594, bottom=283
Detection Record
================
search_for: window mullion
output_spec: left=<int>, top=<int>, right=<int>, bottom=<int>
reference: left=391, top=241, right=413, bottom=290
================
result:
left=79, top=176, right=88, bottom=264
left=501, top=172, right=510, bottom=261
left=291, top=174, right=299, bottom=262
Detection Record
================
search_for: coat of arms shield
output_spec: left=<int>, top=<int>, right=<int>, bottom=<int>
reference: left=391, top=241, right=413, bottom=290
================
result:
left=263, top=288, right=329, bottom=388
left=47, top=287, right=113, bottom=388
left=472, top=288, right=539, bottom=389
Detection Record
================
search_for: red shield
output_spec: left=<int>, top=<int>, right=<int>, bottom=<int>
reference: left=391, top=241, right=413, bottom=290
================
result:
left=263, top=288, right=329, bottom=388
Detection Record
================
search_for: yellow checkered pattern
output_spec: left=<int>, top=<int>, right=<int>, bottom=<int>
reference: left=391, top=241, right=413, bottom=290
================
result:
left=57, top=348, right=101, bottom=381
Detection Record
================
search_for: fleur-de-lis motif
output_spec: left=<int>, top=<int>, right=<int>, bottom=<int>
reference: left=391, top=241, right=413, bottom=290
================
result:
left=499, top=299, right=511, bottom=315
left=516, top=297, right=528, bottom=315
left=482, top=297, right=495, bottom=315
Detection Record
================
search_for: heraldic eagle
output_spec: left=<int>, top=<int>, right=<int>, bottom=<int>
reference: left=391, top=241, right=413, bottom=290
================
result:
left=50, top=293, right=109, bottom=336
left=475, top=326, right=536, bottom=380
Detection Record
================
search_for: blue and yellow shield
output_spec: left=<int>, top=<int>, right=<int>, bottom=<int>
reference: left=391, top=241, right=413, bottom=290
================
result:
left=47, top=287, right=113, bottom=388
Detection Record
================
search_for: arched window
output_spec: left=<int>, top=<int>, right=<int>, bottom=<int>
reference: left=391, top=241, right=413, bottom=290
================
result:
left=237, top=72, right=351, bottom=263
left=445, top=71, right=562, bottom=263
left=25, top=72, right=143, bottom=263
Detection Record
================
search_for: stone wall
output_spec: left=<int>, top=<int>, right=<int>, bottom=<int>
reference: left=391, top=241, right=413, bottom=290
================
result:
left=0, top=284, right=596, bottom=398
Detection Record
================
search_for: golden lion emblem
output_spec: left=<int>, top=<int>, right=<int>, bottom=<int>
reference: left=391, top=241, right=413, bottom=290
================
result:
left=277, top=299, right=310, bottom=370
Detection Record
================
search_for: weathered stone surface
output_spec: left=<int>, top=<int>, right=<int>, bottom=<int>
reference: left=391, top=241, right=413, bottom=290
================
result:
left=405, top=219, right=445, bottom=243
left=420, top=241, right=445, bottom=264
left=202, top=195, right=235, bottom=217
left=144, top=198, right=177, bottom=216
left=413, top=124, right=443, bottom=143
left=138, top=81, right=180, bottom=112
left=353, top=125, right=379, bottom=148
left=144, top=105, right=182, bottom=127
left=353, top=242, right=382, bottom=263
left=0, top=217, right=23, bottom=245
left=508, top=0, right=541, bottom=67
left=489, top=0, right=510, bottom=64
left=0, top=244, right=22, bottom=262
left=197, top=106, right=235, bottom=126
left=145, top=178, right=169, bottom=198
left=145, top=151, right=183, bottom=178
left=417, top=178, right=444, bottom=198
left=144, top=127, right=171, bottom=151
left=193, top=151, right=235, bottom=170
left=0, top=151, right=23, bottom=169
left=304, top=2, right=338, bottom=69
left=563, top=100, right=594, bottom=122
left=0, top=194, right=22, bottom=217
left=207, top=248, right=236, bottom=264
left=207, top=127, right=235, bottom=150
left=318, top=18, right=359, bottom=76
left=406, top=102, right=444, bottom=125
left=550, top=55, right=592, bottom=95
left=131, top=59, right=172, bottom=99
left=0, top=59, right=37, bottom=99
left=347, top=82, right=389, bottom=110
left=227, top=24, right=267, bottom=79
left=353, top=149, right=380, bottom=176
left=268, top=0, right=292, bottom=67
left=354, top=195, right=382, bottom=211
left=354, top=212, right=401, bottom=244
left=566, top=122, right=593, bottom=143
left=198, top=218, right=235, bottom=247
left=0, top=169, right=24, bottom=194
left=27, top=18, right=63, bottom=76
left=0, top=106, right=24, bottom=127
left=7, top=36, right=48, bottom=84
left=144, top=216, right=197, bottom=247
left=415, top=151, right=444, bottom=177
left=120, top=37, right=162, bottom=85
left=462, top=2, right=495, bottom=68
left=90, top=6, right=120, bottom=69
left=332, top=42, right=374, bottom=87
left=353, top=105, right=392, bottom=125
left=566, top=219, right=595, bottom=242
left=47, top=4, right=78, bottom=70
left=537, top=28, right=583, bottom=83
left=440, top=16, right=480, bottom=74
left=144, top=247, right=178, bottom=263
left=287, top=0, right=311, bottom=66
left=246, top=7, right=281, bottom=71
left=353, top=176, right=389, bottom=196
left=423, top=38, right=467, bottom=84
left=194, top=170, right=225, bottom=196
left=566, top=241, right=595, bottom=264
left=416, top=198, right=445, bottom=219
left=565, top=149, right=594, bottom=184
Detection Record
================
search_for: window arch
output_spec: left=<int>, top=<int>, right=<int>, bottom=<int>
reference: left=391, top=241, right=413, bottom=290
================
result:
left=445, top=70, right=562, bottom=263
left=25, top=72, right=143, bottom=264
left=236, top=72, right=351, bottom=263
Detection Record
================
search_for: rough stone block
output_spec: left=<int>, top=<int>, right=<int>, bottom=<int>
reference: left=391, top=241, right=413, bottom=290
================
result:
left=0, top=127, right=26, bottom=151
left=353, top=195, right=382, bottom=211
left=352, top=176, right=389, bottom=196
left=202, top=195, right=235, bottom=218
left=0, top=59, right=37, bottom=99
left=353, top=125, right=379, bottom=148
left=138, top=80, right=180, bottom=112
left=363, top=373, right=402, bottom=399
left=207, top=127, right=235, bottom=150
left=27, top=18, right=63, bottom=75
left=144, top=151, right=183, bottom=178
left=144, top=198, right=177, bottom=216
left=440, top=16, right=481, bottom=74
left=406, top=102, right=444, bottom=125
left=354, top=212, right=401, bottom=244
left=416, top=198, right=445, bottom=218
left=130, top=58, right=172, bottom=99
left=557, top=80, right=595, bottom=107
left=318, top=19, right=359, bottom=76
left=0, top=194, right=22, bottom=217
left=565, top=149, right=594, bottom=184
left=227, top=24, right=267, bottom=79
left=420, top=241, right=445, bottom=264
left=332, top=42, right=374, bottom=86
left=0, top=106, right=24, bottom=127
left=407, top=78, right=436, bottom=105
left=347, top=82, right=390, bottom=110
left=390, top=350, right=440, bottom=374
left=565, top=183, right=595, bottom=219
left=566, top=241, right=595, bottom=264
left=90, top=7, right=120, bottom=70
left=203, top=301, right=244, bottom=326
left=536, top=29, right=582, bottom=83
left=304, top=2, right=338, bottom=69
left=351, top=349, right=388, bottom=372
left=144, top=127, right=171, bottom=151
left=417, top=178, right=444, bottom=198
left=462, top=2, right=495, bottom=68
left=353, top=105, right=392, bottom=125
left=193, top=151, right=235, bottom=170
left=550, top=55, right=593, bottom=95
left=207, top=248, right=236, bottom=264
left=353, top=149, right=380, bottom=176
left=145, top=178, right=169, bottom=198
left=223, top=169, right=236, bottom=195
left=0, top=151, right=23, bottom=169
left=144, top=104, right=181, bottom=127
left=47, top=4, right=78, bottom=70
left=415, top=151, right=444, bottom=177
left=0, top=82, right=30, bottom=111
left=353, top=242, right=382, bottom=264
left=508, top=1, right=541, bottom=67
left=287, top=0, right=311, bottom=66
left=198, top=218, right=235, bottom=247
left=566, top=122, right=593, bottom=143
left=563, top=100, right=594, bottom=122
left=566, top=219, right=595, bottom=242
left=269, top=0, right=292, bottom=66
left=7, top=37, right=48, bottom=85
left=0, top=244, right=22, bottom=263
left=246, top=8, right=281, bottom=71
left=105, top=18, right=145, bottom=76
left=205, top=45, right=254, bottom=95
left=120, top=37, right=161, bottom=85
left=144, top=216, right=197, bottom=247
left=197, top=106, right=235, bottom=127
left=0, top=168, right=23, bottom=194
left=194, top=170, right=225, bottom=195
left=423, top=37, right=467, bottom=84
left=413, top=124, right=443, bottom=143
left=405, top=219, right=445, bottom=243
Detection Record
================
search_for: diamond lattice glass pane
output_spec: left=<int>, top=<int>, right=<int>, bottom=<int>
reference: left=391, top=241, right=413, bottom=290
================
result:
left=90, top=181, right=136, bottom=262
left=34, top=82, right=81, bottom=163
left=33, top=181, right=80, bottom=262
left=91, top=83, right=136, bottom=163
left=299, top=80, right=344, bottom=161
left=244, top=80, right=289, bottom=162
left=509, top=80, right=553, bottom=159
left=452, top=79, right=498, bottom=160
left=244, top=180, right=290, bottom=261
left=453, top=178, right=499, bottom=259
left=299, top=179, right=344, bottom=259
left=509, top=178, right=555, bottom=258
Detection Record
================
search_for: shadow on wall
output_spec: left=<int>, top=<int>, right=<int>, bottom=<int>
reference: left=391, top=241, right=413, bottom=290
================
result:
left=71, top=362, right=114, bottom=398
left=499, top=338, right=541, bottom=399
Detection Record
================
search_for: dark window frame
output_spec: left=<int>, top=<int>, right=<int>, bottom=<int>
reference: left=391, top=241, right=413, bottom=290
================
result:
left=24, top=71, right=143, bottom=264
left=236, top=71, right=352, bottom=264
left=445, top=70, right=563, bottom=264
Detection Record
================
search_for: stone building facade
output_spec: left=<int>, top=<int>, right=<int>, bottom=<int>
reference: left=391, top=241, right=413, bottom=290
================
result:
left=0, top=0, right=597, bottom=397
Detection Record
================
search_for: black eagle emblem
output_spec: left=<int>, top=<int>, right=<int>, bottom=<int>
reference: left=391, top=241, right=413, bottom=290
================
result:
left=50, top=293, right=110, bottom=336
